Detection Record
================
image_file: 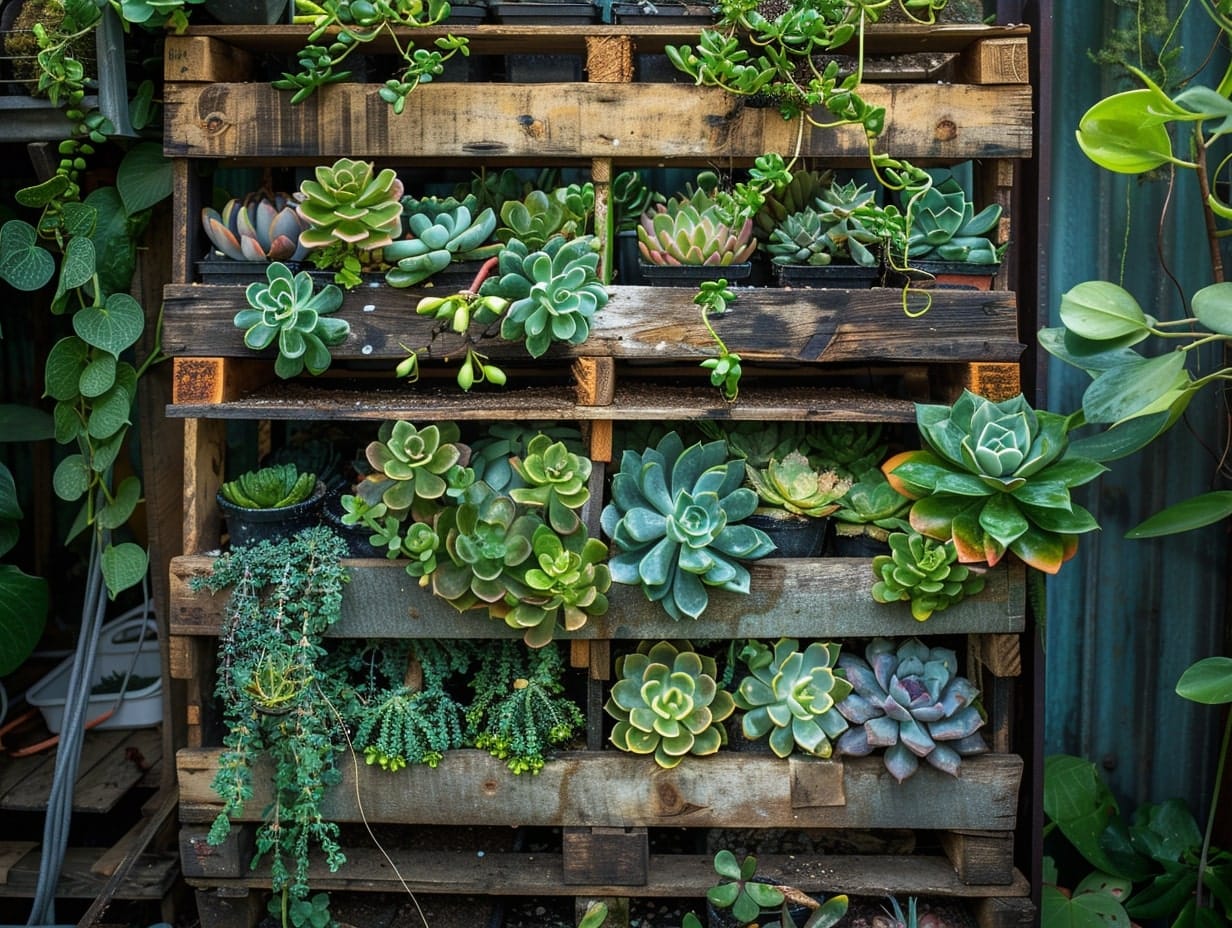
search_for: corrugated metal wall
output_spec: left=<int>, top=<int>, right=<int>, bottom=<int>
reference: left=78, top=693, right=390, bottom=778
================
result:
left=1042, top=2, right=1230, bottom=816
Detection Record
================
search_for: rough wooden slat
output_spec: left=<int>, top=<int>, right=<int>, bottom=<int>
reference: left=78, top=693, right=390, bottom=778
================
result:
left=163, top=82, right=1032, bottom=161
left=164, top=35, right=255, bottom=84
left=958, top=37, right=1029, bottom=83
left=180, top=847, right=1030, bottom=899
left=161, top=284, right=1022, bottom=365
left=562, top=827, right=648, bottom=885
left=959, top=362, right=1021, bottom=401
left=73, top=727, right=162, bottom=813
left=972, top=896, right=1036, bottom=928
left=176, top=749, right=1022, bottom=830
left=0, top=747, right=52, bottom=797
left=586, top=35, right=634, bottom=82
left=194, top=886, right=264, bottom=928
left=0, top=843, right=38, bottom=885
left=971, top=634, right=1023, bottom=678
left=0, top=846, right=178, bottom=899
left=183, top=417, right=226, bottom=555
left=574, top=357, right=616, bottom=406
left=0, top=729, right=131, bottom=812
left=180, top=826, right=252, bottom=879
left=173, top=357, right=275, bottom=405
left=939, top=830, right=1015, bottom=886
left=170, top=557, right=1025, bottom=639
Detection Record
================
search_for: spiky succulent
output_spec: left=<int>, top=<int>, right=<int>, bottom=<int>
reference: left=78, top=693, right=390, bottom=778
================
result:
left=234, top=262, right=348, bottom=378
left=355, top=420, right=469, bottom=521
left=835, top=638, right=988, bottom=782
left=906, top=176, right=1003, bottom=265
left=220, top=463, right=318, bottom=509
left=508, top=433, right=592, bottom=534
left=746, top=451, right=852, bottom=519
left=765, top=207, right=837, bottom=267
left=202, top=190, right=309, bottom=263
left=479, top=235, right=609, bottom=359
left=637, top=199, right=757, bottom=267
left=831, top=468, right=913, bottom=543
left=502, top=524, right=611, bottom=648
left=870, top=531, right=987, bottom=621
left=605, top=640, right=735, bottom=768
left=295, top=157, right=405, bottom=253
left=383, top=203, right=501, bottom=287
left=733, top=638, right=851, bottom=758
left=884, top=390, right=1105, bottom=573
left=766, top=188, right=881, bottom=268
left=600, top=432, right=775, bottom=621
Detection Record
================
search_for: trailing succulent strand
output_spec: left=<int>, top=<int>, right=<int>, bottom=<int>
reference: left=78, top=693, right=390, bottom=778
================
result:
left=870, top=530, right=986, bottom=621
left=732, top=638, right=851, bottom=758
left=606, top=639, right=735, bottom=768
left=601, top=431, right=776, bottom=621
left=835, top=637, right=988, bottom=782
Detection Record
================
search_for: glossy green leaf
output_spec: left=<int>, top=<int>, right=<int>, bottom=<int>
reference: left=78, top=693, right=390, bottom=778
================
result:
left=1059, top=281, right=1151, bottom=341
left=72, top=292, right=144, bottom=357
left=1191, top=282, right=1232, bottom=335
left=1075, top=89, right=1180, bottom=174
left=116, top=142, right=173, bottom=216
left=1175, top=656, right=1232, bottom=705
left=79, top=353, right=118, bottom=398
left=0, top=463, right=18, bottom=524
left=97, top=475, right=141, bottom=530
left=86, top=384, right=134, bottom=440
left=101, top=541, right=148, bottom=599
left=1082, top=352, right=1189, bottom=424
left=1040, top=884, right=1131, bottom=928
left=54, top=402, right=83, bottom=444
left=1065, top=414, right=1172, bottom=463
left=14, top=174, right=69, bottom=208
left=85, top=186, right=137, bottom=298
left=0, top=564, right=48, bottom=676
left=0, top=220, right=55, bottom=291
left=58, top=235, right=96, bottom=292
left=1044, top=754, right=1131, bottom=878
left=53, top=453, right=91, bottom=502
left=88, top=429, right=126, bottom=474
left=1125, top=491, right=1232, bottom=538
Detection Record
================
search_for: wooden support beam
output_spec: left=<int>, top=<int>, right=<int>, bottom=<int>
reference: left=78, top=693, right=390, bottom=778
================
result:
left=585, top=35, right=634, bottom=82
left=939, top=830, right=1016, bottom=885
left=562, top=827, right=649, bottom=885
left=958, top=37, right=1029, bottom=84
left=164, top=35, right=256, bottom=83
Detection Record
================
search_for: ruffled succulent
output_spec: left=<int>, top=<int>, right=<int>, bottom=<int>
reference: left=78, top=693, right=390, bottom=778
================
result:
left=733, top=638, right=851, bottom=758
left=480, top=235, right=608, bottom=359
left=906, top=176, right=1003, bottom=265
left=383, top=203, right=501, bottom=288
left=835, top=638, right=988, bottom=782
left=509, top=433, right=592, bottom=534
left=355, top=420, right=469, bottom=521
left=202, top=190, right=309, bottom=263
left=637, top=199, right=757, bottom=267
left=234, top=262, right=348, bottom=378
left=600, top=432, right=775, bottom=621
left=502, top=524, right=611, bottom=647
left=884, top=390, right=1105, bottom=573
left=220, top=463, right=317, bottom=509
left=606, top=640, right=735, bottom=768
left=831, top=468, right=912, bottom=543
left=871, top=531, right=986, bottom=621
left=746, top=451, right=852, bottom=518
left=295, top=157, right=405, bottom=252
left=431, top=483, right=540, bottom=614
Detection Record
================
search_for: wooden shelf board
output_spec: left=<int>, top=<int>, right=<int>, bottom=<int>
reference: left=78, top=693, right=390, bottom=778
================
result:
left=0, top=846, right=178, bottom=900
left=181, top=848, right=1030, bottom=899
left=170, top=556, right=1026, bottom=638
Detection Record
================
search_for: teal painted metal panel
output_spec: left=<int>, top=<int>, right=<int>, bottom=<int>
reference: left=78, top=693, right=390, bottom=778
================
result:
left=1043, top=3, right=1228, bottom=816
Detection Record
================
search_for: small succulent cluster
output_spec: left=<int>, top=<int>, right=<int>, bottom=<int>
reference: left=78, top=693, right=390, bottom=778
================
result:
left=384, top=199, right=501, bottom=288
left=886, top=390, right=1104, bottom=573
left=831, top=468, right=913, bottom=544
left=234, top=262, right=349, bottom=378
left=870, top=531, right=987, bottom=621
left=764, top=180, right=883, bottom=268
left=495, top=184, right=593, bottom=249
left=202, top=190, right=308, bottom=263
left=601, top=431, right=775, bottom=621
left=294, top=157, right=405, bottom=283
left=835, top=638, right=988, bottom=782
left=606, top=640, right=735, bottom=768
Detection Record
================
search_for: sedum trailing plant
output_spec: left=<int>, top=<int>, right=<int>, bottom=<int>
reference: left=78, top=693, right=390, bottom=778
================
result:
left=202, top=190, right=309, bottom=264
left=601, top=431, right=776, bottom=621
left=870, top=530, right=986, bottom=622
left=235, top=262, right=349, bottom=378
left=732, top=638, right=851, bottom=758
left=835, top=637, right=988, bottom=783
left=884, top=390, right=1105, bottom=573
left=606, top=639, right=736, bottom=768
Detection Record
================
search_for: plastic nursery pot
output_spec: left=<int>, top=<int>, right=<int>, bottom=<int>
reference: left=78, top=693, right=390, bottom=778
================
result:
left=828, top=527, right=891, bottom=558
left=488, top=0, right=596, bottom=22
left=639, top=261, right=754, bottom=287
left=201, top=0, right=289, bottom=23
left=196, top=254, right=302, bottom=285
left=217, top=481, right=327, bottom=550
left=320, top=488, right=386, bottom=559
left=744, top=509, right=829, bottom=558
left=773, top=262, right=881, bottom=289
left=610, top=0, right=714, bottom=23
left=614, top=230, right=647, bottom=284
left=892, top=260, right=999, bottom=291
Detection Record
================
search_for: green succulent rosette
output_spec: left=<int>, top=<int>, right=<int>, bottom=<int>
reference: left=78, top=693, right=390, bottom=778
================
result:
left=870, top=531, right=986, bottom=621
left=605, top=639, right=735, bottom=768
left=503, top=524, right=611, bottom=648
left=235, top=262, right=348, bottom=379
left=885, top=391, right=1105, bottom=573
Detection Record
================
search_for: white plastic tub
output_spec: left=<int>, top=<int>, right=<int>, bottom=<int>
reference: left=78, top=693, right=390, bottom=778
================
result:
left=25, top=614, right=162, bottom=733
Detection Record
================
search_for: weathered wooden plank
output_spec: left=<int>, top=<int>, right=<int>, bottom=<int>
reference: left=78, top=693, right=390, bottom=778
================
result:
left=0, top=846, right=179, bottom=899
left=169, top=557, right=1025, bottom=638
left=72, top=727, right=162, bottom=814
left=194, top=886, right=264, bottom=928
left=972, top=896, right=1036, bottom=928
left=163, top=82, right=1032, bottom=161
left=176, top=749, right=1022, bottom=830
left=163, top=382, right=924, bottom=422
left=179, top=846, right=1030, bottom=899
left=938, top=830, right=1015, bottom=886
left=180, top=826, right=252, bottom=879
left=161, top=284, right=1022, bottom=364
left=173, top=357, right=275, bottom=405
left=0, top=843, right=38, bottom=885
left=164, top=35, right=255, bottom=84
left=561, top=827, right=649, bottom=885
left=0, top=729, right=131, bottom=812
left=183, top=417, right=226, bottom=555
left=958, top=362, right=1021, bottom=402
left=958, top=37, right=1029, bottom=84
left=971, top=633, right=1023, bottom=678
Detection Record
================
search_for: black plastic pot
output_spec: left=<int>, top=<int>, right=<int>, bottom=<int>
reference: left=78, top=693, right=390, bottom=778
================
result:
left=888, top=260, right=999, bottom=291
left=614, top=230, right=646, bottom=285
left=217, top=481, right=327, bottom=549
left=320, top=488, right=386, bottom=559
left=196, top=255, right=297, bottom=285
left=744, top=509, right=829, bottom=558
left=829, top=528, right=891, bottom=558
left=639, top=261, right=753, bottom=286
left=773, top=262, right=881, bottom=289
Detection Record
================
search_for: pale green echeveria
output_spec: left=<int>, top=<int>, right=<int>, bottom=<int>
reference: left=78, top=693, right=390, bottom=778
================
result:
left=383, top=204, right=501, bottom=288
left=600, top=432, right=776, bottom=621
left=906, top=176, right=1002, bottom=265
left=606, top=639, right=735, bottom=768
left=495, top=189, right=569, bottom=250
left=235, top=261, right=347, bottom=378
left=509, top=433, right=592, bottom=534
left=503, top=524, right=611, bottom=648
left=481, top=235, right=608, bottom=359
left=870, top=531, right=986, bottom=622
left=358, top=420, right=468, bottom=520
left=835, top=637, right=987, bottom=783
left=885, top=390, right=1105, bottom=573
left=295, top=157, right=405, bottom=252
left=734, top=638, right=851, bottom=758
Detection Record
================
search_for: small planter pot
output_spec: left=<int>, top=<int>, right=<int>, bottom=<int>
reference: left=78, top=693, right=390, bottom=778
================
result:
left=891, top=260, right=999, bottom=291
left=201, top=0, right=289, bottom=23
left=614, top=230, right=646, bottom=285
left=829, top=527, right=891, bottom=558
left=217, top=481, right=327, bottom=549
left=639, top=261, right=754, bottom=287
left=744, top=509, right=829, bottom=558
left=489, top=0, right=595, bottom=21
left=320, top=489, right=386, bottom=559
left=773, top=262, right=881, bottom=289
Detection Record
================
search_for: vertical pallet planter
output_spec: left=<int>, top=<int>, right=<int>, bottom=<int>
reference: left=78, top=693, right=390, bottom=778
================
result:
left=162, top=20, right=1035, bottom=928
